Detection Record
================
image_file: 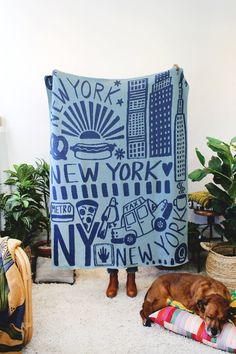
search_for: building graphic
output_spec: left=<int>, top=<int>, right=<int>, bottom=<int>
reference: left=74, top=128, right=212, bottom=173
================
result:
left=127, top=79, right=148, bottom=159
left=149, top=71, right=173, bottom=157
left=174, top=77, right=187, bottom=182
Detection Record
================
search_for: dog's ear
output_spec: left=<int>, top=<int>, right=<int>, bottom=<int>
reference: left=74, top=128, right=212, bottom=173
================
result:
left=228, top=307, right=236, bottom=324
left=196, top=299, right=208, bottom=312
left=188, top=298, right=208, bottom=312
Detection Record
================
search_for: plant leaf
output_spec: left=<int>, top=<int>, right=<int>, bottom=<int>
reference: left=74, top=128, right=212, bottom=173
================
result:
left=225, top=204, right=236, bottom=218
left=210, top=198, right=229, bottom=214
left=13, top=211, right=21, bottom=221
left=227, top=181, right=236, bottom=199
left=4, top=178, right=17, bottom=186
left=232, top=158, right=236, bottom=174
left=23, top=200, right=29, bottom=208
left=212, top=174, right=231, bottom=190
left=205, top=182, right=232, bottom=205
left=195, top=148, right=205, bottom=166
left=208, top=156, right=222, bottom=172
left=207, top=137, right=231, bottom=155
left=230, top=136, right=236, bottom=146
left=188, top=168, right=209, bottom=181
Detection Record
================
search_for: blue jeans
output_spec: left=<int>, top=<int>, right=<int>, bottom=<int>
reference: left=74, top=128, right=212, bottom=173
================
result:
left=107, top=267, right=138, bottom=274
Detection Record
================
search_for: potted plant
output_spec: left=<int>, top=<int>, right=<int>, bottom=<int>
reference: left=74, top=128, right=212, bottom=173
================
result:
left=33, top=159, right=51, bottom=257
left=0, top=160, right=50, bottom=256
left=189, top=136, right=236, bottom=288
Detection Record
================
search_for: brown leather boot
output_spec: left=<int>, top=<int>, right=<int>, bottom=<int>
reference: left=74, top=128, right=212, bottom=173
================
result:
left=126, top=273, right=137, bottom=297
left=106, top=273, right=119, bottom=298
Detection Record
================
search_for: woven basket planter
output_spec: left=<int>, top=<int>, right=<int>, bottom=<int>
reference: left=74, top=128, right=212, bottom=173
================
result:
left=201, top=242, right=236, bottom=290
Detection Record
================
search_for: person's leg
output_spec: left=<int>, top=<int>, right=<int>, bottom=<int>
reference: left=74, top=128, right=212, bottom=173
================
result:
left=126, top=267, right=138, bottom=297
left=106, top=269, right=119, bottom=298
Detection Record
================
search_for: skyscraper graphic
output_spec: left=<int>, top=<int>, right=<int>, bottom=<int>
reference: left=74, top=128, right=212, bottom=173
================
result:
left=149, top=71, right=173, bottom=157
left=127, top=79, right=148, bottom=159
left=174, top=78, right=187, bottom=182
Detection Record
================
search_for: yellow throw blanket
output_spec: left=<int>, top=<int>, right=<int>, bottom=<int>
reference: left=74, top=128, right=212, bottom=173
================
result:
left=0, top=237, right=25, bottom=353
left=167, top=291, right=236, bottom=323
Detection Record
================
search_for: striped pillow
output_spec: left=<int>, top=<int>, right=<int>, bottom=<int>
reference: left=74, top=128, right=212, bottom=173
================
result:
left=149, top=307, right=236, bottom=352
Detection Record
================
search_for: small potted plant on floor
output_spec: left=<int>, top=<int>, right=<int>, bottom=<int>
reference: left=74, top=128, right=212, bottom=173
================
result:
left=0, top=160, right=50, bottom=258
left=189, top=136, right=236, bottom=288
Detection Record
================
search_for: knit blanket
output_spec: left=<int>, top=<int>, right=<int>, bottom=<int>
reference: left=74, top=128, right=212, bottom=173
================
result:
left=0, top=237, right=25, bottom=353
left=45, top=67, right=189, bottom=269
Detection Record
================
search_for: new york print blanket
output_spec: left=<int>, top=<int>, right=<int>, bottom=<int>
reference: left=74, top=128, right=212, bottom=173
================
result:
left=45, top=66, right=189, bottom=269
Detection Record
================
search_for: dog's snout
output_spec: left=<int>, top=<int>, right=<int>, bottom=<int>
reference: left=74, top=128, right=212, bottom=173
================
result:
left=211, top=327, right=218, bottom=337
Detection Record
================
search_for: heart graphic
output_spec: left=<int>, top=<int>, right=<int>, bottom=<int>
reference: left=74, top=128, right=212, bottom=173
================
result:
left=162, top=162, right=173, bottom=176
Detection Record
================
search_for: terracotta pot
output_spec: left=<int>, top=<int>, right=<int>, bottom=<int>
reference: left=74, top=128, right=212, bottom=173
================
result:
left=35, top=240, right=51, bottom=258
left=201, top=242, right=236, bottom=289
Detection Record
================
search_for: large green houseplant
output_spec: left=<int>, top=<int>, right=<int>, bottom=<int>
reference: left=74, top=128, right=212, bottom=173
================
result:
left=0, top=160, right=50, bottom=249
left=189, top=136, right=236, bottom=244
left=189, top=136, right=236, bottom=288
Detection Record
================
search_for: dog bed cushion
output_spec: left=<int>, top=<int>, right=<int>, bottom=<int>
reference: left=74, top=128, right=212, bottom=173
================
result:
left=149, top=293, right=236, bottom=353
left=149, top=307, right=236, bottom=352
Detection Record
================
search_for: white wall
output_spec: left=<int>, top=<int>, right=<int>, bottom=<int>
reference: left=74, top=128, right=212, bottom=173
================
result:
left=0, top=0, right=236, bottom=192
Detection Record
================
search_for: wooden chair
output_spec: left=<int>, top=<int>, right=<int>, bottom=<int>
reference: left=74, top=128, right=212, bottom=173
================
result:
left=8, top=238, right=33, bottom=345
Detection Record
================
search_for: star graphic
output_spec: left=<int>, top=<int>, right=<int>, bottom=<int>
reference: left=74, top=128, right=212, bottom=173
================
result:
left=114, top=148, right=125, bottom=160
left=116, top=98, right=124, bottom=106
left=114, top=80, right=121, bottom=87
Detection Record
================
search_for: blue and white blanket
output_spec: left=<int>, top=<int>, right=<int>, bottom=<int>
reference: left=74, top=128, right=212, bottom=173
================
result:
left=45, top=67, right=189, bottom=269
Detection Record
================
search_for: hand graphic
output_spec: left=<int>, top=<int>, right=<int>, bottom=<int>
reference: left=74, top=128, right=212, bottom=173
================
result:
left=98, top=247, right=110, bottom=263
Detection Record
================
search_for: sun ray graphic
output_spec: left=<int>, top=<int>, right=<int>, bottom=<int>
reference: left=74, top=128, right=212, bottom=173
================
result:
left=100, top=115, right=120, bottom=136
left=93, top=103, right=102, bottom=131
left=96, top=106, right=108, bottom=133
left=73, top=103, right=88, bottom=131
left=68, top=105, right=86, bottom=132
left=61, top=101, right=124, bottom=141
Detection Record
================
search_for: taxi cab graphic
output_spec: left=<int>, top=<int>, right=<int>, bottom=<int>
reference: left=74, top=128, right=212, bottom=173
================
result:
left=111, top=197, right=172, bottom=246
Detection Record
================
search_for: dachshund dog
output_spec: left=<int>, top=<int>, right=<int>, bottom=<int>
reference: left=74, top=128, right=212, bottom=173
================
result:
left=140, top=273, right=233, bottom=337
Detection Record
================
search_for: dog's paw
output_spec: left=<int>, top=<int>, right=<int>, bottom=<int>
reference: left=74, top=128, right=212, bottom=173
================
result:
left=143, top=317, right=152, bottom=327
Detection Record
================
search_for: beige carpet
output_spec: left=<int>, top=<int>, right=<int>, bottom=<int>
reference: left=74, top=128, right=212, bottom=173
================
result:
left=23, top=261, right=222, bottom=354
